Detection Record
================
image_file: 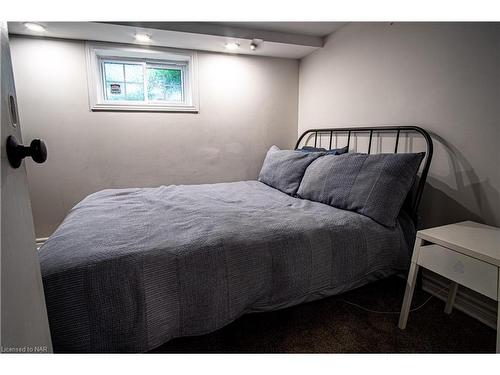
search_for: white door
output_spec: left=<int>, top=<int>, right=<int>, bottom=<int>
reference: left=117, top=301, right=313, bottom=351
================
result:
left=0, top=22, right=52, bottom=353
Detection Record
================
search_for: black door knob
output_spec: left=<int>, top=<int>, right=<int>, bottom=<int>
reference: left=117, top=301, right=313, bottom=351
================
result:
left=6, top=135, right=47, bottom=169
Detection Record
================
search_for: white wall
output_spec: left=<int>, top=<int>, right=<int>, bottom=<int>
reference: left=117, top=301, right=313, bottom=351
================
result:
left=10, top=36, right=299, bottom=237
left=299, top=22, right=500, bottom=228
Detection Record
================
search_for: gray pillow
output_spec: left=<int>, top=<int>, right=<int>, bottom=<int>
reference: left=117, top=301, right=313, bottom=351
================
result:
left=297, top=152, right=425, bottom=227
left=258, top=145, right=324, bottom=195
left=300, top=145, right=349, bottom=155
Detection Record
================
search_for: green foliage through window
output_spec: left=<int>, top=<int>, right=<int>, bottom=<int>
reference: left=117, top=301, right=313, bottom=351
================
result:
left=147, top=68, right=182, bottom=102
left=102, top=61, right=183, bottom=103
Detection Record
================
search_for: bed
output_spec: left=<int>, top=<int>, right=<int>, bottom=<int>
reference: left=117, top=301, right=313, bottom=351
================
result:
left=39, top=126, right=433, bottom=353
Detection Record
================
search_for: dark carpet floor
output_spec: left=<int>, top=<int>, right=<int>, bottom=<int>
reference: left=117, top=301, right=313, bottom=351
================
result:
left=150, top=275, right=496, bottom=353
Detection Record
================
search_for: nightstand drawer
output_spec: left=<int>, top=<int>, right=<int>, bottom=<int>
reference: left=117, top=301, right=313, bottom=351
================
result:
left=417, top=244, right=498, bottom=300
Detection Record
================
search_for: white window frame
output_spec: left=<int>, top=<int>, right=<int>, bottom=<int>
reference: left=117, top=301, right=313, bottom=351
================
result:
left=86, top=42, right=199, bottom=112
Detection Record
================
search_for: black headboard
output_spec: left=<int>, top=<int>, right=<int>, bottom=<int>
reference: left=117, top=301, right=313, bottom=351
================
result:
left=295, top=126, right=433, bottom=225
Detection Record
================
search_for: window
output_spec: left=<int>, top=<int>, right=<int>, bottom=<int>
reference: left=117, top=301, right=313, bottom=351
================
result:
left=86, top=43, right=198, bottom=112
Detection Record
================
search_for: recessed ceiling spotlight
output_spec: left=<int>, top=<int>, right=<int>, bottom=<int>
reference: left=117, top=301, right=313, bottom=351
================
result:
left=24, top=22, right=46, bottom=33
left=135, top=33, right=151, bottom=43
left=225, top=42, right=240, bottom=51
left=250, top=39, right=263, bottom=51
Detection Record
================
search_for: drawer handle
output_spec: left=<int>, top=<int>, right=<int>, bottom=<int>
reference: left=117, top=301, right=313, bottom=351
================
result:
left=453, top=261, right=465, bottom=274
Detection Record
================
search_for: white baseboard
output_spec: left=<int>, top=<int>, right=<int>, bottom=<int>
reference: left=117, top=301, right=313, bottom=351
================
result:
left=422, top=270, right=497, bottom=329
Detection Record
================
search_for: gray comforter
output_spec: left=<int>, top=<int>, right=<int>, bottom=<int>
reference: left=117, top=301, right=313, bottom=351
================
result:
left=39, top=181, right=415, bottom=353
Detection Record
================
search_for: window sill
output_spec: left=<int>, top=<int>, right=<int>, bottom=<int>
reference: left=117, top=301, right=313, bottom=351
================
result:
left=90, top=103, right=199, bottom=113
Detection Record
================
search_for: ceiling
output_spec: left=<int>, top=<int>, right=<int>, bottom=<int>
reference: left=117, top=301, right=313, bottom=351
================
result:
left=211, top=22, right=345, bottom=37
left=8, top=22, right=347, bottom=59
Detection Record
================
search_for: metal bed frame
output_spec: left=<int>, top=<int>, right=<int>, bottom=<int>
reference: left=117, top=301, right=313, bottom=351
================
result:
left=295, top=126, right=433, bottom=226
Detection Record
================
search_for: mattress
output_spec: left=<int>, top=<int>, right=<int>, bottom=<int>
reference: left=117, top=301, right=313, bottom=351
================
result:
left=39, top=180, right=415, bottom=352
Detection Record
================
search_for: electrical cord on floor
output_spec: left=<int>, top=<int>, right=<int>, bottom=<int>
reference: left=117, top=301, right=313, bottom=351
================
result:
left=341, top=285, right=449, bottom=314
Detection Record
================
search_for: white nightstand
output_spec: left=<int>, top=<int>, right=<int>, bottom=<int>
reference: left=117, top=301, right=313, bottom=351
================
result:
left=398, top=221, right=500, bottom=353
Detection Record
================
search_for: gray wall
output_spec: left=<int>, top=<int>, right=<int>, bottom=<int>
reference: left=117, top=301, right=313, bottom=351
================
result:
left=10, top=36, right=299, bottom=237
left=299, top=22, right=500, bottom=228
